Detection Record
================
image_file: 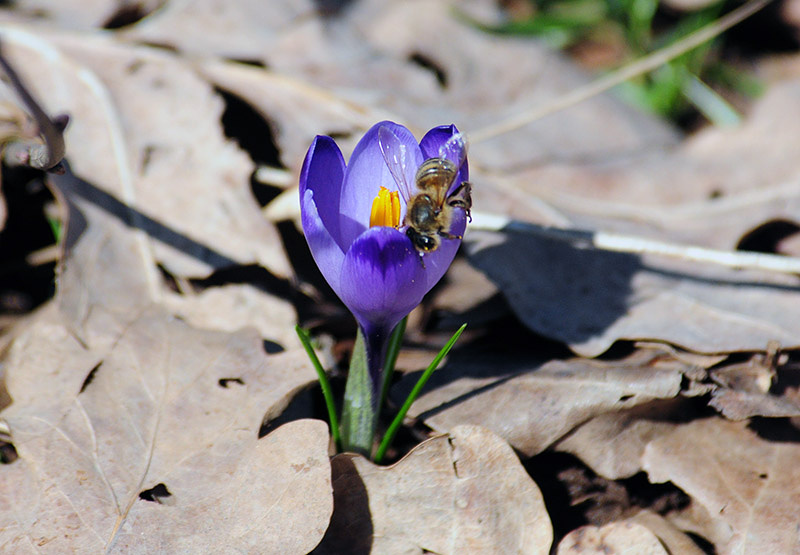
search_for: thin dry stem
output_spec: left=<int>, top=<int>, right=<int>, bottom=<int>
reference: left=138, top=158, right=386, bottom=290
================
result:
left=470, top=213, right=800, bottom=276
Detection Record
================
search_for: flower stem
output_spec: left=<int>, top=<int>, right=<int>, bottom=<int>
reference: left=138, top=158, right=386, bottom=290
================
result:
left=380, top=316, right=407, bottom=410
left=341, top=327, right=377, bottom=456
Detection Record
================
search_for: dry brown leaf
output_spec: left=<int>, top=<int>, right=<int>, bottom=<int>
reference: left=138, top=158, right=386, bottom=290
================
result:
left=0, top=25, right=291, bottom=280
left=122, top=0, right=315, bottom=61
left=1, top=303, right=100, bottom=421
left=555, top=401, right=683, bottom=480
left=0, top=0, right=164, bottom=29
left=318, top=425, right=552, bottom=554
left=557, top=520, right=668, bottom=555
left=703, top=346, right=800, bottom=420
left=665, top=499, right=735, bottom=550
left=128, top=0, right=677, bottom=170
left=0, top=307, right=328, bottom=552
left=467, top=229, right=800, bottom=356
left=711, top=343, right=780, bottom=394
left=0, top=39, right=329, bottom=548
left=198, top=59, right=379, bottom=173
left=2, top=3, right=797, bottom=554
left=633, top=341, right=727, bottom=369
left=393, top=350, right=686, bottom=457
left=709, top=388, right=800, bottom=420
left=110, top=419, right=331, bottom=554
left=51, top=171, right=158, bottom=348
left=462, top=77, right=800, bottom=357
left=161, top=283, right=301, bottom=351
left=1, top=420, right=331, bottom=554
left=430, top=257, right=500, bottom=316
left=119, top=0, right=680, bottom=243
left=642, top=418, right=800, bottom=554
left=126, top=0, right=444, bottom=153
left=628, top=510, right=705, bottom=555
left=482, top=79, right=800, bottom=247
left=357, top=0, right=677, bottom=160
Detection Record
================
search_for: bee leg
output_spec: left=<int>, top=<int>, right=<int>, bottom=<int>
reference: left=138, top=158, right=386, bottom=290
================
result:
left=418, top=251, right=426, bottom=269
left=437, top=230, right=463, bottom=240
left=447, top=182, right=472, bottom=222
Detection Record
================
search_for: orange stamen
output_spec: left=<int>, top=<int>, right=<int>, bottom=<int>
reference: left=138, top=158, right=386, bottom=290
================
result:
left=369, top=186, right=401, bottom=228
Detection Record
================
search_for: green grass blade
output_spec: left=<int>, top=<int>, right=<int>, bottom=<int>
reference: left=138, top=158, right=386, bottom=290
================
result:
left=374, top=324, right=467, bottom=464
left=46, top=215, right=62, bottom=242
left=295, top=325, right=341, bottom=449
left=681, top=70, right=741, bottom=127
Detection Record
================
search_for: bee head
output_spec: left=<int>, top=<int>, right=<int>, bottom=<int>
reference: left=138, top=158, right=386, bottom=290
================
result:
left=406, top=227, right=439, bottom=252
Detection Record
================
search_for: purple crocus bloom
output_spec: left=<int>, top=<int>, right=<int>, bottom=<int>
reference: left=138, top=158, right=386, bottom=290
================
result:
left=299, top=121, right=468, bottom=398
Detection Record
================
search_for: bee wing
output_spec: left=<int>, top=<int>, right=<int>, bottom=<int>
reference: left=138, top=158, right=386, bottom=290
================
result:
left=378, top=126, right=414, bottom=204
left=437, top=132, right=468, bottom=170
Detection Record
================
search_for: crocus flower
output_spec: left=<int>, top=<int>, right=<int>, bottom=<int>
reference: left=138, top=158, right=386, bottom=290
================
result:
left=299, top=121, right=468, bottom=402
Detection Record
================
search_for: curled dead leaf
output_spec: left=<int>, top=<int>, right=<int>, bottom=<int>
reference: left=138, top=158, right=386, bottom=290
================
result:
left=642, top=418, right=800, bottom=554
left=0, top=307, right=327, bottom=552
left=557, top=520, right=668, bottom=555
left=394, top=350, right=686, bottom=457
left=318, top=425, right=552, bottom=554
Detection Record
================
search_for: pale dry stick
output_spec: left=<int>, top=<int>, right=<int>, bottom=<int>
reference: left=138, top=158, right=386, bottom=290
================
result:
left=470, top=0, right=772, bottom=145
left=469, top=212, right=800, bottom=276
left=593, top=232, right=800, bottom=275
left=26, top=243, right=60, bottom=266
left=255, top=165, right=294, bottom=188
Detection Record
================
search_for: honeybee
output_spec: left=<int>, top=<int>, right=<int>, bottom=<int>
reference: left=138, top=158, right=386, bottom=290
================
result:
left=378, top=127, right=472, bottom=264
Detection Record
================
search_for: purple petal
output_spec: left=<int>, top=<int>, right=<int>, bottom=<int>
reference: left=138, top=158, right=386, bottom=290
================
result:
left=301, top=188, right=345, bottom=293
left=419, top=124, right=458, bottom=158
left=299, top=135, right=347, bottom=249
left=339, top=122, right=423, bottom=248
left=419, top=125, right=469, bottom=195
left=339, top=226, right=427, bottom=332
